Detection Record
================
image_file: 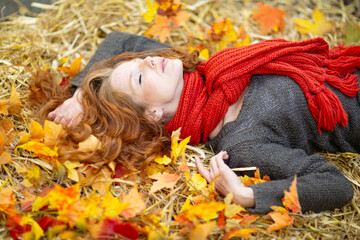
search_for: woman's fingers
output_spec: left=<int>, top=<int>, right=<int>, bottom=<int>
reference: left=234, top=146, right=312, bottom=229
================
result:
left=195, top=156, right=211, bottom=183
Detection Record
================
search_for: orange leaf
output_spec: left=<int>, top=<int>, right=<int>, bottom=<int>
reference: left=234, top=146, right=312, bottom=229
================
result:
left=189, top=221, right=216, bottom=240
left=57, top=55, right=83, bottom=78
left=149, top=172, right=180, bottom=193
left=0, top=151, right=12, bottom=164
left=0, top=119, right=15, bottom=148
left=144, top=16, right=171, bottom=43
left=282, top=175, right=301, bottom=213
left=121, top=185, right=146, bottom=220
left=223, top=228, right=258, bottom=240
left=79, top=165, right=113, bottom=195
left=266, top=206, right=294, bottom=232
left=0, top=188, right=16, bottom=213
left=171, top=10, right=190, bottom=27
left=16, top=141, right=58, bottom=163
left=178, top=154, right=189, bottom=173
left=78, top=134, right=101, bottom=152
left=30, top=120, right=45, bottom=142
left=0, top=86, right=22, bottom=115
left=183, top=201, right=226, bottom=222
left=251, top=3, right=288, bottom=35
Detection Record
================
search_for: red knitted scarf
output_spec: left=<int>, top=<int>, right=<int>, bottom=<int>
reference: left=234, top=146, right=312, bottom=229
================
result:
left=164, top=38, right=360, bottom=145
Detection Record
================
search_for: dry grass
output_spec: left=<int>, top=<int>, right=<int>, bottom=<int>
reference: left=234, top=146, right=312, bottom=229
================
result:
left=0, top=0, right=359, bottom=239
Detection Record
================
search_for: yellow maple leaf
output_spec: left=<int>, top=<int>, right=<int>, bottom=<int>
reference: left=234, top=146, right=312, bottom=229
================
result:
left=79, top=165, right=113, bottom=195
left=208, top=18, right=237, bottom=51
left=149, top=172, right=180, bottom=193
left=20, top=214, right=44, bottom=240
left=186, top=172, right=207, bottom=192
left=223, top=228, right=258, bottom=240
left=16, top=141, right=58, bottom=163
left=189, top=221, right=216, bottom=240
left=143, top=0, right=159, bottom=23
left=101, top=192, right=129, bottom=218
left=30, top=120, right=45, bottom=142
left=78, top=134, right=101, bottom=152
left=57, top=55, right=83, bottom=78
left=154, top=155, right=171, bottom=165
left=64, top=160, right=83, bottom=182
left=121, top=185, right=146, bottom=219
left=44, top=120, right=64, bottom=148
left=294, top=9, right=333, bottom=36
left=184, top=201, right=226, bottom=222
left=170, top=128, right=190, bottom=162
left=224, top=192, right=246, bottom=218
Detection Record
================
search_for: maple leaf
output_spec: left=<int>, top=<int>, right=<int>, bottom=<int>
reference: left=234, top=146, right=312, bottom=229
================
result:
left=63, top=160, right=83, bottom=182
left=101, top=192, right=129, bottom=218
left=189, top=221, right=216, bottom=240
left=186, top=172, right=207, bottom=192
left=96, top=217, right=139, bottom=240
left=239, top=168, right=270, bottom=186
left=344, top=21, right=360, bottom=45
left=17, top=164, right=41, bottom=188
left=16, top=141, right=58, bottom=164
left=121, top=185, right=146, bottom=219
left=266, top=206, right=294, bottom=232
left=171, top=128, right=190, bottom=162
left=57, top=55, right=83, bottom=78
left=183, top=201, right=226, bottom=222
left=0, top=86, right=22, bottom=115
left=143, top=0, right=159, bottom=23
left=154, top=154, right=171, bottom=165
left=178, top=154, right=189, bottom=172
left=78, top=134, right=101, bottom=152
left=144, top=16, right=172, bottom=42
left=189, top=44, right=209, bottom=60
left=224, top=193, right=246, bottom=218
left=207, top=17, right=237, bottom=51
left=251, top=2, right=288, bottom=35
left=170, top=9, right=190, bottom=28
left=20, top=214, right=44, bottom=240
left=29, top=120, right=45, bottom=142
left=43, top=120, right=64, bottom=148
left=282, top=175, right=301, bottom=213
left=0, top=188, right=16, bottom=214
left=79, top=165, right=113, bottom=195
left=293, top=9, right=333, bottom=36
left=223, top=228, right=258, bottom=240
left=149, top=172, right=180, bottom=193
left=234, top=25, right=252, bottom=47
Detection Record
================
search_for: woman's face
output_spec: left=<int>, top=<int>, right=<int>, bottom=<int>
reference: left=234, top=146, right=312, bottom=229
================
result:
left=110, top=56, right=184, bottom=120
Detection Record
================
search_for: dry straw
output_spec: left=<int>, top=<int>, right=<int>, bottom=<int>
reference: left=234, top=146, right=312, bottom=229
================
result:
left=0, top=0, right=359, bottom=239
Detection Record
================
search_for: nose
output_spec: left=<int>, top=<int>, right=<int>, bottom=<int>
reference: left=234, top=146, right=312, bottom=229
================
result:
left=144, top=56, right=155, bottom=68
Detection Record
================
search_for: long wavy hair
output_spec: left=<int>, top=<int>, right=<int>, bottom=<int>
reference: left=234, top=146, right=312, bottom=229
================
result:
left=31, top=46, right=201, bottom=171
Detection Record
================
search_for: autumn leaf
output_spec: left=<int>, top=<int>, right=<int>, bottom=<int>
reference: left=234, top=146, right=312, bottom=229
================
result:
left=0, top=86, right=22, bottom=115
left=189, top=44, right=209, bottom=60
left=234, top=25, right=252, bottom=47
left=344, top=21, right=360, bottom=45
left=78, top=134, right=101, bottom=152
left=121, top=185, right=146, bottom=220
left=239, top=168, right=270, bottom=186
left=101, top=192, right=129, bottom=218
left=207, top=17, right=237, bottom=51
left=189, top=221, right=216, bottom=240
left=43, top=120, right=64, bottom=148
left=293, top=9, right=333, bottom=36
left=79, top=165, right=113, bottom=195
left=17, top=164, right=41, bottom=188
left=223, top=228, right=258, bottom=240
left=154, top=155, right=171, bottom=165
left=251, top=2, right=288, bottom=35
left=143, top=0, right=159, bottom=23
left=63, top=160, right=83, bottom=182
left=20, top=214, right=44, bottom=240
left=96, top=217, right=139, bottom=240
left=282, top=175, right=301, bottom=213
left=266, top=206, right=294, bottom=232
left=16, top=141, right=58, bottom=164
left=178, top=154, right=189, bottom=172
left=170, top=128, right=190, bottom=162
left=0, top=188, right=17, bottom=214
left=185, top=172, right=207, bottom=192
left=183, top=201, right=226, bottom=222
left=224, top=193, right=246, bottom=218
left=144, top=15, right=172, bottom=42
left=29, top=120, right=45, bottom=142
left=149, top=172, right=180, bottom=193
left=57, top=55, right=83, bottom=78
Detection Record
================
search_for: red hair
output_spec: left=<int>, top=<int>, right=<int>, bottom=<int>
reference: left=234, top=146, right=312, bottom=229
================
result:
left=30, top=46, right=200, bottom=171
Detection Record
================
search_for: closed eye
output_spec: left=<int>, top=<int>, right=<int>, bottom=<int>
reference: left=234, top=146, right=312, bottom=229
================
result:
left=138, top=74, right=142, bottom=85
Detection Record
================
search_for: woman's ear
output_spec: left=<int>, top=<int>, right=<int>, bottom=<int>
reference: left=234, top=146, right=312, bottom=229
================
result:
left=145, top=108, right=163, bottom=122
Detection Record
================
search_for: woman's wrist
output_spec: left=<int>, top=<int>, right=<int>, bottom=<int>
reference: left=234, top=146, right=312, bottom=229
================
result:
left=232, top=186, right=255, bottom=208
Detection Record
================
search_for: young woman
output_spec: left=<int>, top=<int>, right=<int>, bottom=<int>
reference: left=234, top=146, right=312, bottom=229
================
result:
left=45, top=31, right=360, bottom=214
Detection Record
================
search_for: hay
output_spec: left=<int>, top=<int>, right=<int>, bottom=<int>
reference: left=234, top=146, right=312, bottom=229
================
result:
left=0, top=0, right=359, bottom=239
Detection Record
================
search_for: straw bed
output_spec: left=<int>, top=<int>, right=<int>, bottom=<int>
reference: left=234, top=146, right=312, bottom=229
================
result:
left=0, top=0, right=359, bottom=239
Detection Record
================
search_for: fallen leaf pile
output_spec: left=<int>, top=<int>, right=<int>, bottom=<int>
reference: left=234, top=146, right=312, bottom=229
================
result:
left=0, top=0, right=359, bottom=239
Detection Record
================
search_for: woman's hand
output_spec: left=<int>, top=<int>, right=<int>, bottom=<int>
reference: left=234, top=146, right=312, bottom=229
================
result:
left=48, top=90, right=84, bottom=127
left=195, top=151, right=255, bottom=208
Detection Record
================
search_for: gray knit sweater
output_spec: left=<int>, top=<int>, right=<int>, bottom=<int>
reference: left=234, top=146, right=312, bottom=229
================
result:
left=207, top=73, right=359, bottom=213
left=72, top=32, right=358, bottom=214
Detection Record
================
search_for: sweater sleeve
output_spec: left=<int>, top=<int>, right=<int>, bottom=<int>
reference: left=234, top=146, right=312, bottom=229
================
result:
left=229, top=142, right=355, bottom=214
left=70, top=31, right=170, bottom=92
